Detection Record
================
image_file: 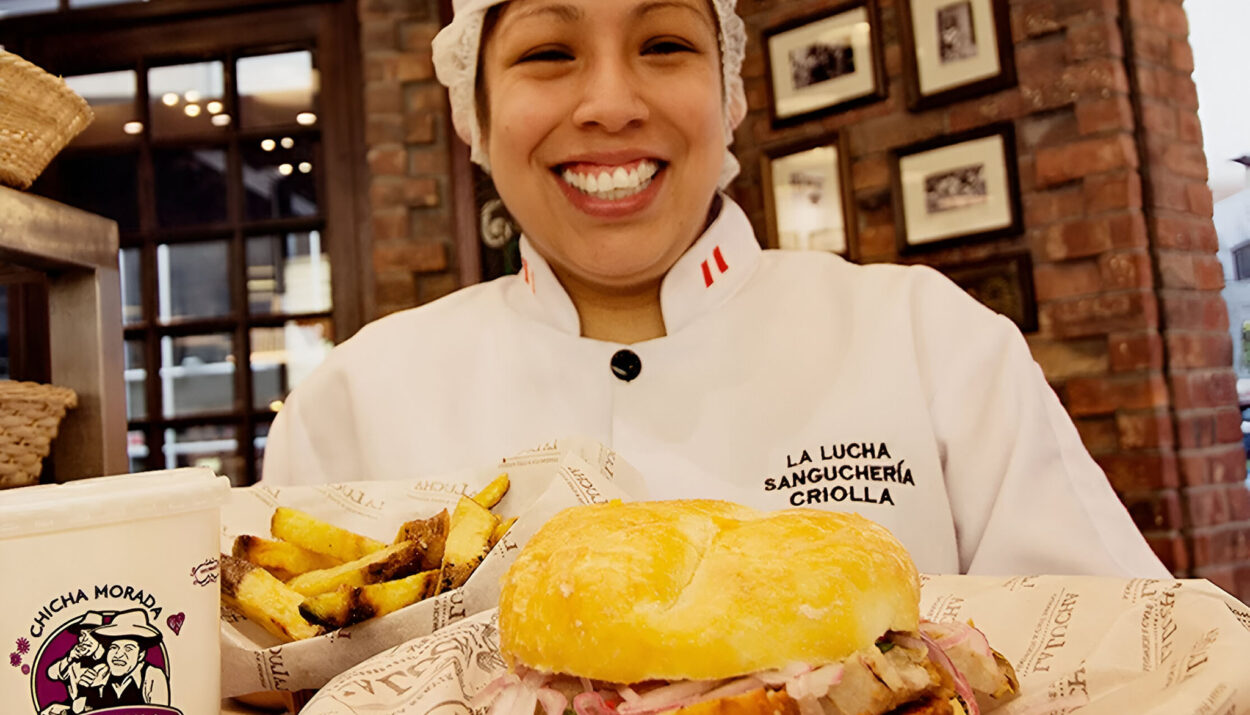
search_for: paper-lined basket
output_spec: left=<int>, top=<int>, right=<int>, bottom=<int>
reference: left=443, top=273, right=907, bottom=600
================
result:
left=219, top=437, right=649, bottom=698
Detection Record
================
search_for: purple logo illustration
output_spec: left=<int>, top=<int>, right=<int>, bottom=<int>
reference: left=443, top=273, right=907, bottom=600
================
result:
left=26, top=609, right=181, bottom=715
left=190, top=559, right=218, bottom=588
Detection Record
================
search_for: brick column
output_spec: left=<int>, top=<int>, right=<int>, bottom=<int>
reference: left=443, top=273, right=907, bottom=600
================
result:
left=1126, top=0, right=1250, bottom=594
left=358, top=0, right=456, bottom=318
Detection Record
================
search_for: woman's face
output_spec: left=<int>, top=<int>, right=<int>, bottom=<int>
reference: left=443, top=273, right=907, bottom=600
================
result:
left=481, top=0, right=725, bottom=294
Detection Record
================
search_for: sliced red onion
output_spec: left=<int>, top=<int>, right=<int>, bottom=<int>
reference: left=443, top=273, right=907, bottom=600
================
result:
left=573, top=690, right=616, bottom=715
left=472, top=673, right=521, bottom=710
left=616, top=685, right=641, bottom=704
left=537, top=687, right=569, bottom=715
left=701, top=676, right=765, bottom=702
left=921, top=621, right=992, bottom=658
left=615, top=679, right=722, bottom=714
left=486, top=683, right=523, bottom=715
left=907, top=632, right=980, bottom=715
left=756, top=662, right=812, bottom=686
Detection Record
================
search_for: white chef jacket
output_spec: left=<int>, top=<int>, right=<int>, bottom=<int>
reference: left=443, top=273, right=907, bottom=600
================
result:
left=263, top=197, right=1168, bottom=578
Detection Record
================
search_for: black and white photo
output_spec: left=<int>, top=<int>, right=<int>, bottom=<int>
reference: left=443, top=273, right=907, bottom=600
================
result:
left=924, top=163, right=987, bottom=213
left=762, top=134, right=854, bottom=256
left=788, top=42, right=856, bottom=89
left=937, top=1, right=977, bottom=63
left=892, top=123, right=1021, bottom=252
left=899, top=0, right=1015, bottom=110
left=763, top=1, right=886, bottom=126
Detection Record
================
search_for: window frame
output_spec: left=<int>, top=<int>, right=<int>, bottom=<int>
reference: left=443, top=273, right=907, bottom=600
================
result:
left=2, top=0, right=367, bottom=483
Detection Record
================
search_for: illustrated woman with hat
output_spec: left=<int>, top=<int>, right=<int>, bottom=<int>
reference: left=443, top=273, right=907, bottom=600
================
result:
left=262, top=0, right=1168, bottom=578
left=82, top=609, right=170, bottom=709
left=42, top=612, right=109, bottom=715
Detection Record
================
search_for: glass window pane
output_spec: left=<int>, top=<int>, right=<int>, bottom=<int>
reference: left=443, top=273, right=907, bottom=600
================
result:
left=254, top=422, right=269, bottom=483
left=153, top=147, right=228, bottom=228
left=119, top=247, right=142, bottom=324
left=160, top=333, right=235, bottom=418
left=164, top=424, right=243, bottom=485
left=247, top=232, right=331, bottom=314
left=47, top=153, right=140, bottom=231
left=124, top=339, right=146, bottom=420
left=157, top=240, right=230, bottom=322
left=148, top=61, right=228, bottom=138
left=242, top=137, right=319, bottom=221
left=127, top=430, right=149, bottom=474
left=63, top=70, right=140, bottom=148
left=251, top=318, right=333, bottom=410
left=0, top=0, right=57, bottom=19
left=237, top=51, right=317, bottom=130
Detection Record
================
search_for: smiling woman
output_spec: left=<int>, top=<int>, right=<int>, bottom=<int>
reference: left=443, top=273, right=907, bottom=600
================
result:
left=260, top=0, right=1169, bottom=585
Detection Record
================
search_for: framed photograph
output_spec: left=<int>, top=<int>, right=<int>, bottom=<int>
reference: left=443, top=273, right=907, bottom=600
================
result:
left=761, top=133, right=855, bottom=257
left=940, top=252, right=1038, bottom=333
left=891, top=122, right=1022, bottom=253
left=898, top=0, right=1016, bottom=111
left=762, top=1, right=887, bottom=127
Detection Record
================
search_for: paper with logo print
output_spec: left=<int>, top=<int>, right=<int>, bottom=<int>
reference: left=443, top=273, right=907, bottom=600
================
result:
left=218, top=437, right=647, bottom=697
left=296, top=575, right=1250, bottom=715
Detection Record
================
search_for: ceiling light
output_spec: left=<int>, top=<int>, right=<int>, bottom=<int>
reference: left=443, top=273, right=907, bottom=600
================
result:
left=184, top=90, right=201, bottom=103
left=280, top=137, right=294, bottom=149
left=261, top=139, right=276, bottom=152
left=298, top=162, right=312, bottom=174
left=206, top=101, right=223, bottom=114
left=278, top=163, right=293, bottom=176
left=211, top=114, right=231, bottom=127
left=123, top=121, right=144, bottom=135
left=184, top=104, right=201, bottom=117
left=161, top=93, right=179, bottom=106
left=296, top=112, right=316, bottom=126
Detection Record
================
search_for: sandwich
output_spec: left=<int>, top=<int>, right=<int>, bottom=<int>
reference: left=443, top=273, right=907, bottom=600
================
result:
left=476, top=500, right=1018, bottom=715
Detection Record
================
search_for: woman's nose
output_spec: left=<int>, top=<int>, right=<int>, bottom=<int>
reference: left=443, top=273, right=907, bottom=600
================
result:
left=571, top=56, right=649, bottom=132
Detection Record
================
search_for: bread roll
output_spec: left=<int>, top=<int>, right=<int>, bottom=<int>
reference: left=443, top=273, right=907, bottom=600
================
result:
left=498, top=500, right=920, bottom=683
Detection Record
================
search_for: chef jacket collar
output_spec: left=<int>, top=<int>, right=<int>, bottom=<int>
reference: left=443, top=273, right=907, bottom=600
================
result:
left=508, top=196, right=762, bottom=339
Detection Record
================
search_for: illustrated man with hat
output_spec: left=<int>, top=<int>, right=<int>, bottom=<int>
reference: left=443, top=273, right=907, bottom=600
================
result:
left=82, top=609, right=170, bottom=709
left=42, top=611, right=109, bottom=715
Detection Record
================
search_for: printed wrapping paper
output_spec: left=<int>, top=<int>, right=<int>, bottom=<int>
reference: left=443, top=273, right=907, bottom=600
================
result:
left=296, top=575, right=1250, bottom=715
left=219, top=437, right=648, bottom=697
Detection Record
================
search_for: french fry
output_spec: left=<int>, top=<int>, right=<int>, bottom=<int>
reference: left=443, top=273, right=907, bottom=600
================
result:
left=220, top=554, right=323, bottom=642
left=489, top=516, right=517, bottom=549
left=299, top=570, right=440, bottom=629
left=394, top=509, right=449, bottom=571
left=471, top=473, right=511, bottom=509
left=232, top=535, right=342, bottom=581
left=440, top=496, right=499, bottom=592
left=270, top=507, right=386, bottom=562
left=285, top=540, right=427, bottom=597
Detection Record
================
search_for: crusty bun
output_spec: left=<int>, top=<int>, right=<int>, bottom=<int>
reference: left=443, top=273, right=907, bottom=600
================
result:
left=499, top=500, right=920, bottom=683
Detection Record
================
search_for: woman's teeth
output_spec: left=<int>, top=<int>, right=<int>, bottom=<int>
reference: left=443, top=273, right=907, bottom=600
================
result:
left=561, top=161, right=658, bottom=200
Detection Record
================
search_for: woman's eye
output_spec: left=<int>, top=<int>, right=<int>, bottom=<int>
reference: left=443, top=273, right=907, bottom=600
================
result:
left=643, top=39, right=696, bottom=55
left=518, top=47, right=574, bottom=63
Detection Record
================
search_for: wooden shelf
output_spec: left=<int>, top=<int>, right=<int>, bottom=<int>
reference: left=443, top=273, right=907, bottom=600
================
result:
left=0, top=185, right=127, bottom=480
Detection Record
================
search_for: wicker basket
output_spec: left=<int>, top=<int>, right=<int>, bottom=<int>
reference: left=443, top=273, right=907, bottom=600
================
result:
left=0, top=49, right=94, bottom=190
left=0, top=380, right=78, bottom=489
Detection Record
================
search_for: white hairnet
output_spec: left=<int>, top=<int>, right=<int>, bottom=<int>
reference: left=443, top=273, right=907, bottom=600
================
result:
left=431, top=0, right=748, bottom=188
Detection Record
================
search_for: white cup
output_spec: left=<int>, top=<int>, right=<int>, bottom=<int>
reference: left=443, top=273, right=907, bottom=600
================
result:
left=0, top=468, right=229, bottom=715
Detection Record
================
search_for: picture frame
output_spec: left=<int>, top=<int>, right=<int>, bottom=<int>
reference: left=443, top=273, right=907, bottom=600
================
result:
left=762, top=0, right=887, bottom=128
left=898, top=0, right=1017, bottom=111
left=891, top=122, right=1022, bottom=254
left=939, top=252, right=1038, bottom=333
left=761, top=132, right=856, bottom=258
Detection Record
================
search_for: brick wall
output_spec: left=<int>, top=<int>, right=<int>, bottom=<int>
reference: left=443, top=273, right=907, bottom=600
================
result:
left=358, top=0, right=459, bottom=317
left=727, top=0, right=1250, bottom=599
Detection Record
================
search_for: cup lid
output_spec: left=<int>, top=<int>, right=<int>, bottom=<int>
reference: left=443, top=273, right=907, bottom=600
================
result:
left=0, top=468, right=230, bottom=540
